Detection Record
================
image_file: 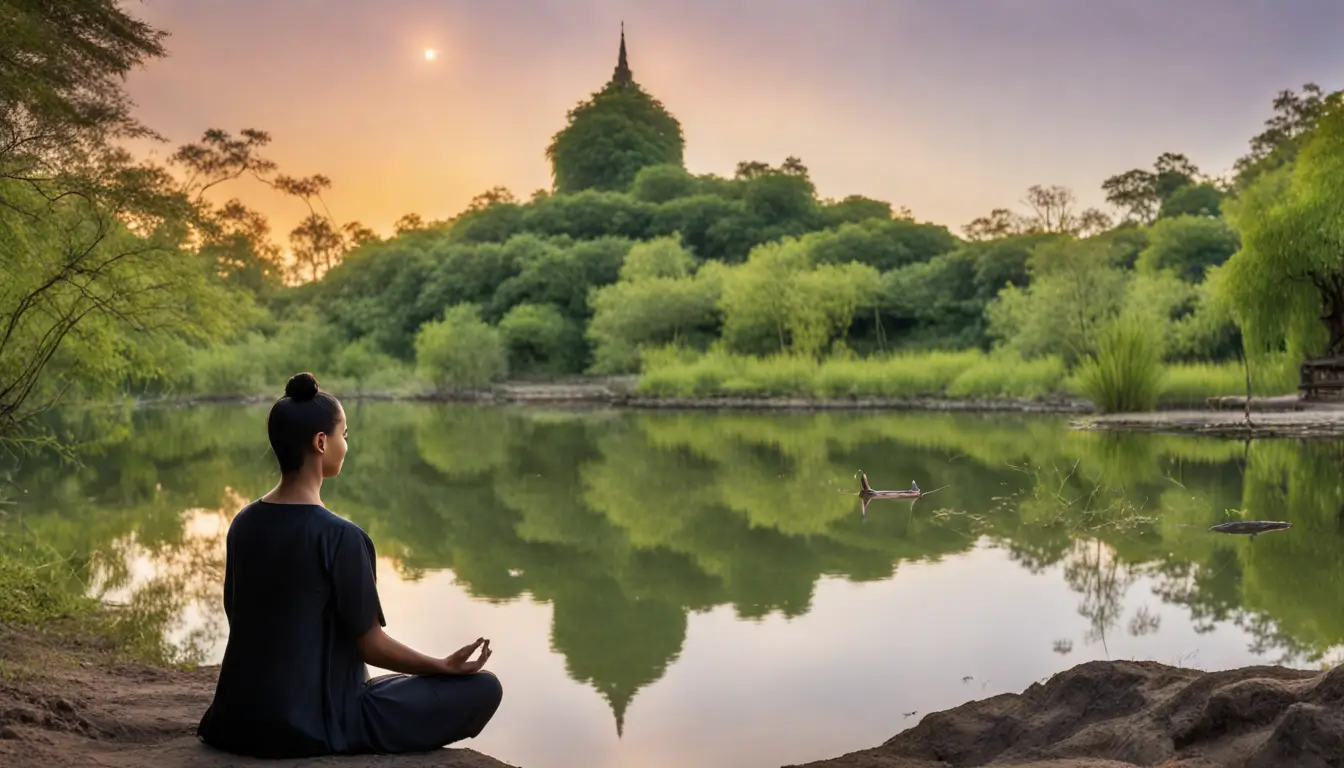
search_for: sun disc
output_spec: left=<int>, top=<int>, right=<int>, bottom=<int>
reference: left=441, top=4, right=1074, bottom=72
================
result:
left=424, top=48, right=438, bottom=62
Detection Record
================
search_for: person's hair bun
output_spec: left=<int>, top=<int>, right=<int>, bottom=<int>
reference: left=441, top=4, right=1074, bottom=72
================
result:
left=284, top=372, right=320, bottom=402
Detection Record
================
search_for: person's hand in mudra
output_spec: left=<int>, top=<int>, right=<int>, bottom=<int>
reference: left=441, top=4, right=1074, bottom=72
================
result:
left=441, top=638, right=491, bottom=675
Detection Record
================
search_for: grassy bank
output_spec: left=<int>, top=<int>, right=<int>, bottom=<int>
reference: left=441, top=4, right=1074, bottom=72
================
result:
left=0, top=535, right=193, bottom=667
left=634, top=348, right=1298, bottom=407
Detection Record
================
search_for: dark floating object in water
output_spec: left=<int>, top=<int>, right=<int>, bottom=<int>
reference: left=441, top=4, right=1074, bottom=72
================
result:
left=1208, top=520, right=1292, bottom=540
left=853, top=470, right=941, bottom=519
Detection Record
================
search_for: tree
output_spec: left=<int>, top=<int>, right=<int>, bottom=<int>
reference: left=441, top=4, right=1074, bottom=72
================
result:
left=464, top=186, right=518, bottom=211
left=0, top=0, right=166, bottom=192
left=963, top=208, right=1029, bottom=241
left=1101, top=153, right=1202, bottom=224
left=546, top=80, right=685, bottom=193
left=1222, top=102, right=1344, bottom=359
left=1101, top=169, right=1160, bottom=224
left=1159, top=183, right=1224, bottom=220
left=170, top=128, right=369, bottom=284
left=0, top=1, right=241, bottom=430
left=717, top=238, right=879, bottom=357
left=414, top=304, right=508, bottom=390
left=1153, top=152, right=1201, bottom=200
left=630, top=164, right=697, bottom=204
left=586, top=241, right=721, bottom=373
left=965, top=187, right=1110, bottom=240
left=821, top=195, right=893, bottom=226
left=1233, top=83, right=1334, bottom=188
left=1137, top=216, right=1240, bottom=282
left=805, top=218, right=958, bottom=272
left=987, top=237, right=1130, bottom=364
left=1022, top=185, right=1081, bottom=233
left=498, top=303, right=583, bottom=375
left=197, top=200, right=285, bottom=293
left=394, top=213, right=426, bottom=234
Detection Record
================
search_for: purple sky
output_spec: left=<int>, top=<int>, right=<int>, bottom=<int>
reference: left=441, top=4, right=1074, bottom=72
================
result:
left=122, top=0, right=1343, bottom=237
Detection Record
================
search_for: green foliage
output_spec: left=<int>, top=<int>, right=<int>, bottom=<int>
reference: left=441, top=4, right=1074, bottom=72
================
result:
left=1075, top=315, right=1167, bottom=413
left=547, top=82, right=685, bottom=193
left=619, top=235, right=696, bottom=281
left=717, top=238, right=880, bottom=358
left=498, top=304, right=584, bottom=375
left=1137, top=215, right=1240, bottom=281
left=414, top=304, right=509, bottom=390
left=0, top=178, right=241, bottom=426
left=630, top=164, right=699, bottom=203
left=12, top=2, right=1325, bottom=414
left=1101, top=153, right=1201, bottom=224
left=1222, top=101, right=1344, bottom=359
left=637, top=347, right=1070, bottom=400
left=1161, top=354, right=1297, bottom=406
left=586, top=244, right=722, bottom=373
left=0, top=540, right=92, bottom=626
left=636, top=347, right=1278, bottom=405
left=333, top=338, right=406, bottom=394
left=820, top=195, right=897, bottom=226
left=0, top=0, right=165, bottom=161
left=804, top=218, right=959, bottom=272
left=1233, top=83, right=1337, bottom=189
left=1159, top=184, right=1225, bottom=219
left=987, top=238, right=1130, bottom=364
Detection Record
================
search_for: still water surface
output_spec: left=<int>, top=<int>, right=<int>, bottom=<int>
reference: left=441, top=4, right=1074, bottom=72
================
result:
left=7, top=403, right=1344, bottom=767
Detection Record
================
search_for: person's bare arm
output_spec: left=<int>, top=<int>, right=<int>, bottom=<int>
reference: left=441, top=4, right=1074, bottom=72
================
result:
left=355, top=622, right=492, bottom=676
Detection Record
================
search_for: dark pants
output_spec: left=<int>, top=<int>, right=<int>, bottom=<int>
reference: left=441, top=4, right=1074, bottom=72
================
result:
left=356, top=671, right=503, bottom=754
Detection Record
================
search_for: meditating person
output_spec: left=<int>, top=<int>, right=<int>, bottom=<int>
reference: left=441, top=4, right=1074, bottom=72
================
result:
left=197, top=372, right=502, bottom=758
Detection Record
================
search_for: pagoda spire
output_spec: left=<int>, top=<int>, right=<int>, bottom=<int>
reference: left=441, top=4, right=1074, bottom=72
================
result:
left=612, top=21, right=633, bottom=89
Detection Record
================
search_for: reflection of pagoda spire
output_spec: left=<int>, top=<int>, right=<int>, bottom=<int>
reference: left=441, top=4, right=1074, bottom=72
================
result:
left=612, top=21, right=633, bottom=89
left=611, top=692, right=628, bottom=738
left=546, top=575, right=687, bottom=742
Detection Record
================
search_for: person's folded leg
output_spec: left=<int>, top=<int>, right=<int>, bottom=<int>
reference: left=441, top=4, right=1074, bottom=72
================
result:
left=358, top=671, right=503, bottom=754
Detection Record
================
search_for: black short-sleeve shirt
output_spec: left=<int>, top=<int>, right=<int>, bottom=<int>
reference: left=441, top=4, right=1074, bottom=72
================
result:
left=197, top=501, right=386, bottom=758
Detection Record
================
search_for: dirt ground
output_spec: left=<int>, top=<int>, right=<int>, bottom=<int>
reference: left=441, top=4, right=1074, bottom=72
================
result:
left=0, top=626, right=516, bottom=768
left=787, top=659, right=1344, bottom=768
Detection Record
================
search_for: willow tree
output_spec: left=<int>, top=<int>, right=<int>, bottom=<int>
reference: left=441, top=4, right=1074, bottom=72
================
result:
left=1221, top=95, right=1344, bottom=362
left=545, top=27, right=685, bottom=193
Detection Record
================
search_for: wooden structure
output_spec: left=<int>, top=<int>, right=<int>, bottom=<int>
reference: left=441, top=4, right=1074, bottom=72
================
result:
left=1299, top=357, right=1344, bottom=401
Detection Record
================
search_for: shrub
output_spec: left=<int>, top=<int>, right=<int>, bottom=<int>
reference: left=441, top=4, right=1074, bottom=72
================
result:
left=1075, top=316, right=1166, bottom=413
left=414, top=304, right=508, bottom=391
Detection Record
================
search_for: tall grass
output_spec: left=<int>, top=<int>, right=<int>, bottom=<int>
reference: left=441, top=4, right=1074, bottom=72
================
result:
left=1074, top=317, right=1165, bottom=413
left=1162, top=355, right=1298, bottom=406
left=0, top=540, right=92, bottom=626
left=637, top=343, right=1288, bottom=409
left=637, top=346, right=1071, bottom=400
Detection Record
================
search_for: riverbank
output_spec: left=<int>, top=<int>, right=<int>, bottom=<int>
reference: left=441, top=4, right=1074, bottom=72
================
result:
left=1077, top=401, right=1344, bottom=439
left=0, top=624, right=516, bottom=768
left=133, top=380, right=1100, bottom=413
left=790, top=658, right=1343, bottom=768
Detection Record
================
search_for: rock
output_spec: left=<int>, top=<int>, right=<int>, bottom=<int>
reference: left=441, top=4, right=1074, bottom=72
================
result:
left=793, top=660, right=1341, bottom=768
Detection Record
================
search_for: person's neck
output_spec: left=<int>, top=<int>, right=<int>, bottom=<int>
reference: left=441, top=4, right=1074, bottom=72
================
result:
left=262, top=469, right=324, bottom=506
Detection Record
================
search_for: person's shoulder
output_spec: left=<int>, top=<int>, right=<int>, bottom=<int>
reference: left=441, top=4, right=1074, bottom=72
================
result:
left=229, top=498, right=270, bottom=527
left=312, top=507, right=373, bottom=541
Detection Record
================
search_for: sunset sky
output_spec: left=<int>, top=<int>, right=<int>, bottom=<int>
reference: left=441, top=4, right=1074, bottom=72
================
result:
left=122, top=0, right=1343, bottom=240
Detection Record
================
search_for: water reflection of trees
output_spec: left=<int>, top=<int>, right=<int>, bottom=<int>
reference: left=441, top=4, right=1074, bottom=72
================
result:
left=7, top=405, right=1344, bottom=728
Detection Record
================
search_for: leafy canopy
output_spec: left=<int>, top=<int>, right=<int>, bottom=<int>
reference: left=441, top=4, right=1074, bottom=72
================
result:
left=1222, top=97, right=1344, bottom=358
left=547, top=82, right=685, bottom=194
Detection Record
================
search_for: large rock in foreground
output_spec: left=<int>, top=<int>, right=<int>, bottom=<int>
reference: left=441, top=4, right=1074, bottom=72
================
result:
left=790, top=660, right=1344, bottom=768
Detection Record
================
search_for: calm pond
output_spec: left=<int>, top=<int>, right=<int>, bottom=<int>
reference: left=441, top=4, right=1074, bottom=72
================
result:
left=6, top=403, right=1344, bottom=767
